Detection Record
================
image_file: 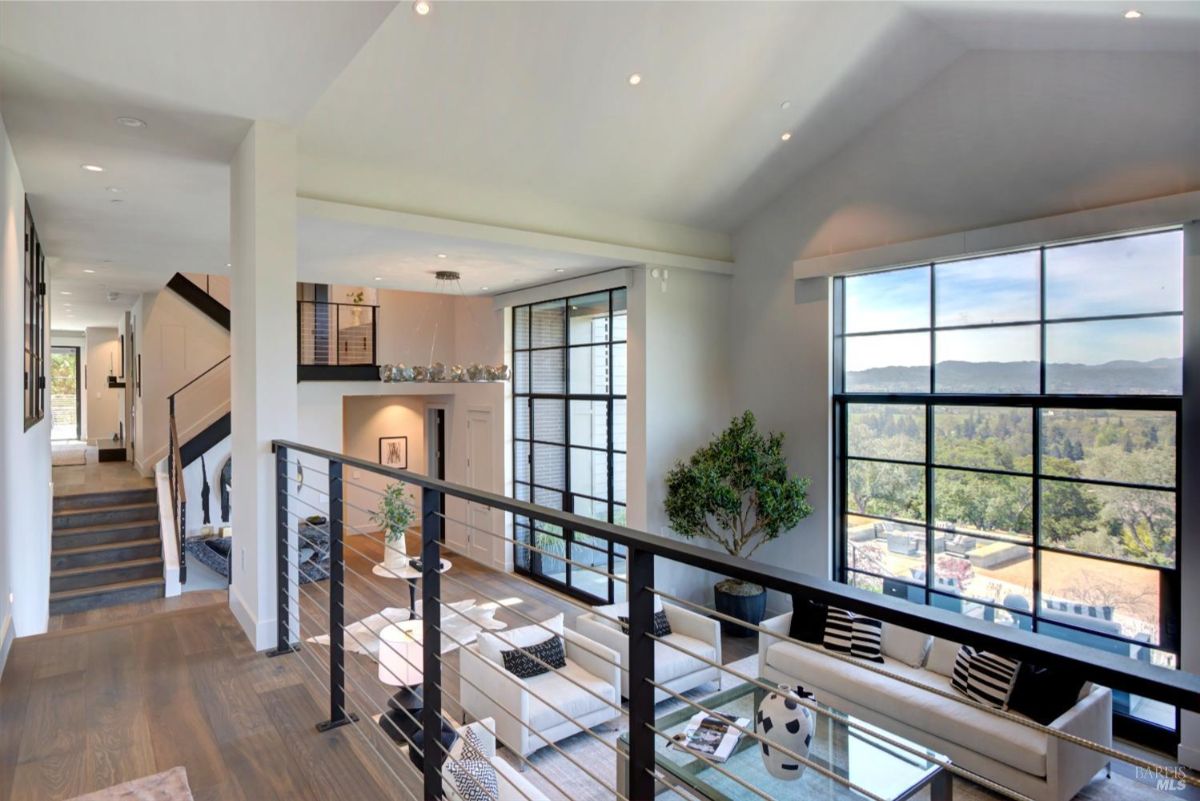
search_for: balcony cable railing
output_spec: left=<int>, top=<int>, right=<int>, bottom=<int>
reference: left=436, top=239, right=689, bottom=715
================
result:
left=297, top=300, right=378, bottom=367
left=270, top=439, right=1200, bottom=801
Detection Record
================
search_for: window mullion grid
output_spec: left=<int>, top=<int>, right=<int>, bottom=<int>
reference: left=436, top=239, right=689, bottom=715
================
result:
left=925, top=265, right=936, bottom=601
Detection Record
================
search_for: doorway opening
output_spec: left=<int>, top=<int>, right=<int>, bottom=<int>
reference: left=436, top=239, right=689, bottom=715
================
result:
left=50, top=345, right=81, bottom=441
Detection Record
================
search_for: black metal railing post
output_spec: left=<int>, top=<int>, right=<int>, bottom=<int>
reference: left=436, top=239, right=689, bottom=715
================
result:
left=626, top=546, right=655, bottom=800
left=421, top=486, right=444, bottom=800
left=317, top=460, right=356, bottom=731
left=268, top=444, right=297, bottom=657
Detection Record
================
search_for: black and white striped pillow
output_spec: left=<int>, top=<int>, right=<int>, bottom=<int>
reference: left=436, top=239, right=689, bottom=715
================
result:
left=951, top=645, right=1020, bottom=709
left=500, top=635, right=566, bottom=679
left=822, top=607, right=884, bottom=663
left=617, top=610, right=672, bottom=638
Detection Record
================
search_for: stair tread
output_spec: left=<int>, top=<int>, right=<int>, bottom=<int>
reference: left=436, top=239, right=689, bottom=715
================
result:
left=50, top=577, right=165, bottom=600
left=53, top=501, right=157, bottom=518
left=52, top=557, right=162, bottom=578
left=52, top=537, right=160, bottom=556
left=53, top=517, right=159, bottom=535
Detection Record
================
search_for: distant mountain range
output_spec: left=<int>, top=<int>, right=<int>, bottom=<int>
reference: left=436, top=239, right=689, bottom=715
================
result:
left=847, top=358, right=1182, bottom=394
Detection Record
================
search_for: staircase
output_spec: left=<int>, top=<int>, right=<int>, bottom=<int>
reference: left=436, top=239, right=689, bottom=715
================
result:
left=50, top=487, right=164, bottom=614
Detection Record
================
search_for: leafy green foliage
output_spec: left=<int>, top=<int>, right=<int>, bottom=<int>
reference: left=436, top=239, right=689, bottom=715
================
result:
left=371, top=483, right=416, bottom=543
left=665, top=411, right=812, bottom=561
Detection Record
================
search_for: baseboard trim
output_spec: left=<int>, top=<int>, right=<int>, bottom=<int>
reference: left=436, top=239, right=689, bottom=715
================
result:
left=1179, top=742, right=1200, bottom=771
left=0, top=613, right=14, bottom=681
left=229, top=588, right=275, bottom=652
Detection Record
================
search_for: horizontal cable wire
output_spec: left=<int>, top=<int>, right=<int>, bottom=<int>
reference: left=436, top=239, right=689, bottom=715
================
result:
left=434, top=548, right=630, bottom=676
left=283, top=598, right=424, bottom=801
left=429, top=621, right=628, bottom=798
left=433, top=509, right=628, bottom=585
left=289, top=580, right=548, bottom=801
left=282, top=532, right=628, bottom=724
left=651, top=588, right=1188, bottom=791
left=647, top=676, right=908, bottom=801
left=644, top=723, right=778, bottom=801
left=644, top=628, right=1030, bottom=801
left=288, top=566, right=607, bottom=800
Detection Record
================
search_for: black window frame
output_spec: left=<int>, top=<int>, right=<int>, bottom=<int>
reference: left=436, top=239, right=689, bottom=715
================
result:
left=832, top=227, right=1184, bottom=750
left=24, top=198, right=46, bottom=431
left=511, top=287, right=628, bottom=605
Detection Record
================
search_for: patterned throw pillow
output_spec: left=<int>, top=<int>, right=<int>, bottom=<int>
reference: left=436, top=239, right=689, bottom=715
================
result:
left=499, top=635, right=566, bottom=679
left=446, top=731, right=498, bottom=801
left=822, top=607, right=884, bottom=663
left=617, top=610, right=672, bottom=638
left=951, top=645, right=1021, bottom=709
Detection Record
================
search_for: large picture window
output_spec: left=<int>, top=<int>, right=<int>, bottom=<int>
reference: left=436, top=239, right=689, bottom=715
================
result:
left=833, top=228, right=1182, bottom=744
left=511, top=288, right=628, bottom=603
left=24, top=199, right=46, bottom=430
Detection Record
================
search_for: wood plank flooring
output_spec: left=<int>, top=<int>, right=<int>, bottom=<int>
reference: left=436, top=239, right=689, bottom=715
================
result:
left=4, top=531, right=756, bottom=801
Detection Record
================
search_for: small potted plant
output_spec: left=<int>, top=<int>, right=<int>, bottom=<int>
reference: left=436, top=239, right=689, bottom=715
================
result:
left=665, top=411, right=812, bottom=637
left=371, top=483, right=417, bottom=571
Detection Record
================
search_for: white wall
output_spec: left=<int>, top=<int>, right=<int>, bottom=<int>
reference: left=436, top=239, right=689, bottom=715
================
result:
left=0, top=109, right=51, bottom=648
left=132, top=288, right=230, bottom=474
left=84, top=326, right=122, bottom=443
left=376, top=288, right=457, bottom=368
left=342, top=394, right=428, bottom=533
left=640, top=266, right=734, bottom=605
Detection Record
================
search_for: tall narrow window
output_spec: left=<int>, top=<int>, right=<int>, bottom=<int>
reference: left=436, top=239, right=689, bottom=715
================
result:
left=511, top=288, right=627, bottom=603
left=834, top=228, right=1183, bottom=747
left=24, top=199, right=46, bottom=429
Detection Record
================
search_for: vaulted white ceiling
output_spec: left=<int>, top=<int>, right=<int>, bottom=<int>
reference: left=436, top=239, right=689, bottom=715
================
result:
left=2, top=1, right=1198, bottom=331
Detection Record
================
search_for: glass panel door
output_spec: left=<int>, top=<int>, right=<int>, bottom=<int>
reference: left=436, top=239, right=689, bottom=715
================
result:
left=50, top=345, right=80, bottom=441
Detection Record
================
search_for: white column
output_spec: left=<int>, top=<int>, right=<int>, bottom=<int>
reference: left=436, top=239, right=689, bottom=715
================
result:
left=229, top=121, right=298, bottom=650
left=1180, top=220, right=1199, bottom=769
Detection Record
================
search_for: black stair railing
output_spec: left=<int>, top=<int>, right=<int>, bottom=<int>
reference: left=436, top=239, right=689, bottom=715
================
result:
left=167, top=354, right=232, bottom=583
left=270, top=439, right=1200, bottom=801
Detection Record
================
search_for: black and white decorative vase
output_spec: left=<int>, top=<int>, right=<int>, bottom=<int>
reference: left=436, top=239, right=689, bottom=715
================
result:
left=756, top=684, right=816, bottom=780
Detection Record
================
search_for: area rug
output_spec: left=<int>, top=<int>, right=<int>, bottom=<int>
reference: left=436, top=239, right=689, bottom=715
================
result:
left=67, top=767, right=192, bottom=801
left=494, top=656, right=1173, bottom=801
left=51, top=444, right=87, bottom=466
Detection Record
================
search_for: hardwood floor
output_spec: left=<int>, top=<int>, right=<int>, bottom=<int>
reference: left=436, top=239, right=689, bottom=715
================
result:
left=4, top=531, right=756, bottom=801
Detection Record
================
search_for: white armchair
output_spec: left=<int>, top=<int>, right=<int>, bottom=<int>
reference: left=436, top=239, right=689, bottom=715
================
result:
left=460, top=624, right=621, bottom=758
left=575, top=600, right=721, bottom=701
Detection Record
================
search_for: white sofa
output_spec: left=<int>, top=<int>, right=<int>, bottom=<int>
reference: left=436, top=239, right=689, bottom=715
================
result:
left=460, top=625, right=622, bottom=757
left=447, top=719, right=551, bottom=801
left=575, top=600, right=722, bottom=702
left=759, top=613, right=1111, bottom=801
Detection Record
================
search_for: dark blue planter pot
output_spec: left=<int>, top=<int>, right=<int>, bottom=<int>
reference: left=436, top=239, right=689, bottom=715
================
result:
left=714, top=583, right=767, bottom=638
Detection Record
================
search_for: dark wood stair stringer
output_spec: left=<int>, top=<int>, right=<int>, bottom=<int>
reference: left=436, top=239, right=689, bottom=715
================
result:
left=166, top=272, right=230, bottom=330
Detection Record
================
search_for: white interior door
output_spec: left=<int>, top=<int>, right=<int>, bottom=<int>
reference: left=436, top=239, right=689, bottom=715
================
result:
left=466, top=408, right=494, bottom=565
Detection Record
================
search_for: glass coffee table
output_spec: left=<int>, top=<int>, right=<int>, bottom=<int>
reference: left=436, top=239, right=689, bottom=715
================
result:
left=617, top=678, right=951, bottom=801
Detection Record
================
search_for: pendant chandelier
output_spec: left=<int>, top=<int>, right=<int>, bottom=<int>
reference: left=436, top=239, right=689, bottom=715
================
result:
left=379, top=270, right=510, bottom=383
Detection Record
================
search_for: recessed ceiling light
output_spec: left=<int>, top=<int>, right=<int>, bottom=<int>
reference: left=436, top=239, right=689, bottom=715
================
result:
left=226, top=263, right=231, bottom=268
left=555, top=268, right=565, bottom=273
left=60, top=291, right=72, bottom=296
left=628, top=73, right=642, bottom=86
left=373, top=276, right=382, bottom=281
left=481, top=286, right=490, bottom=291
left=83, top=269, right=95, bottom=274
left=413, top=0, right=431, bottom=15
left=81, top=164, right=104, bottom=172
left=116, top=116, right=146, bottom=128
left=106, top=186, right=121, bottom=194
left=780, top=132, right=792, bottom=141
left=780, top=100, right=791, bottom=110
left=1123, top=9, right=1142, bottom=18
left=436, top=253, right=448, bottom=259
